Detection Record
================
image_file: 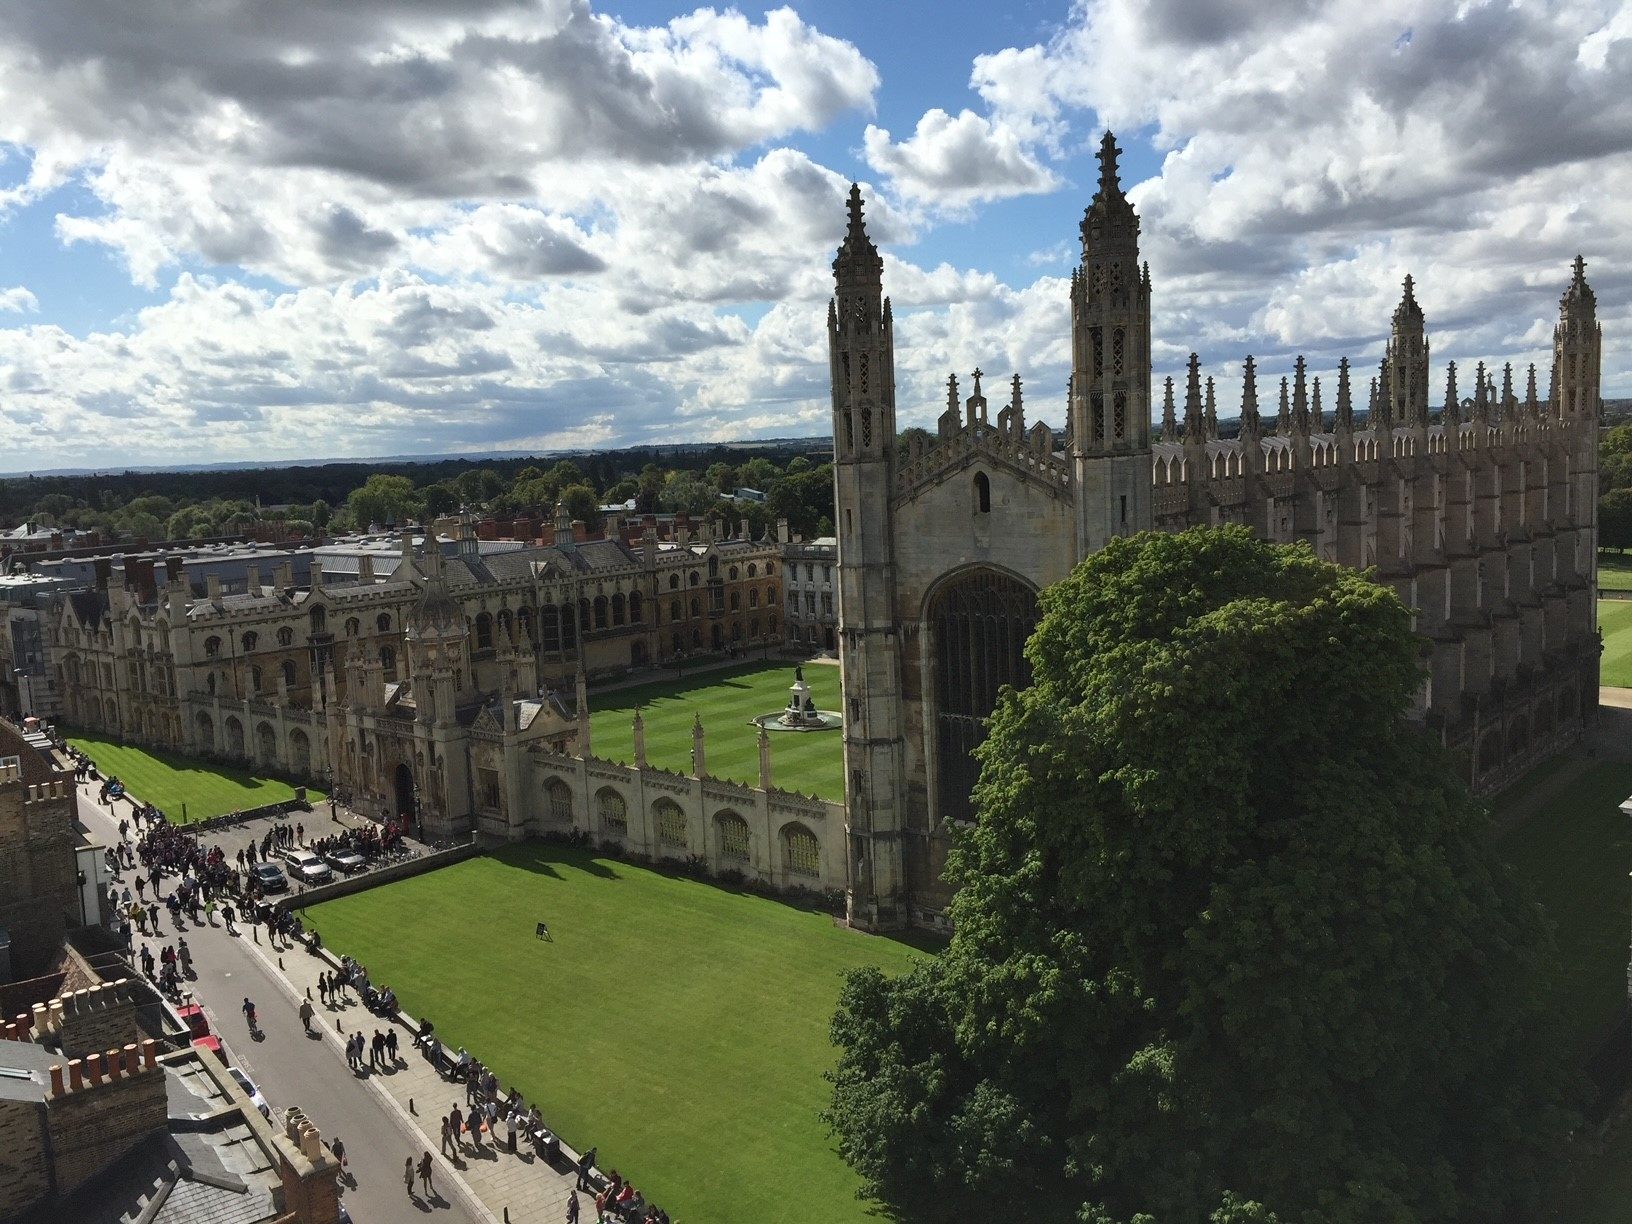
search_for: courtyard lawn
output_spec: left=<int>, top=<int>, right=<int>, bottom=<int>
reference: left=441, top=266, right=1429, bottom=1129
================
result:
left=305, top=845, right=923, bottom=1224
left=1496, top=758, right=1632, bottom=1063
left=1597, top=551, right=1632, bottom=591
left=66, top=731, right=324, bottom=823
left=1599, top=601, right=1632, bottom=688
left=590, top=660, right=844, bottom=801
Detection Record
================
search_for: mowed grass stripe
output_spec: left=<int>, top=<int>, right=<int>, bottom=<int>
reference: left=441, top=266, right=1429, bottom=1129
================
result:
left=589, top=661, right=844, bottom=801
left=306, top=845, right=921, bottom=1224
left=1598, top=600, right=1632, bottom=688
left=67, top=731, right=324, bottom=822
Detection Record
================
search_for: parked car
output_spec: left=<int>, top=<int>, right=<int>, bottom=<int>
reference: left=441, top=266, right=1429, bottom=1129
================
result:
left=228, top=1066, right=270, bottom=1118
left=250, top=862, right=289, bottom=894
left=281, top=848, right=332, bottom=885
left=323, top=848, right=367, bottom=876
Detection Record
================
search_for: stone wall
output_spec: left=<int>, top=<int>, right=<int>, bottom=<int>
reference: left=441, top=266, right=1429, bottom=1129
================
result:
left=0, top=769, right=80, bottom=979
left=0, top=1098, right=48, bottom=1219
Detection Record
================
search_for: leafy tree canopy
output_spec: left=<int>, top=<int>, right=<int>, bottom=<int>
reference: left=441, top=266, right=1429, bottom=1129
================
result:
left=827, top=526, right=1573, bottom=1224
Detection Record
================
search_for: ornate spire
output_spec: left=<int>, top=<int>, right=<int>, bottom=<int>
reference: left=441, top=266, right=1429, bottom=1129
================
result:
left=1184, top=353, right=1204, bottom=440
left=1310, top=376, right=1323, bottom=432
left=1010, top=372, right=1026, bottom=436
left=1292, top=356, right=1309, bottom=433
left=1562, top=254, right=1596, bottom=314
left=1393, top=273, right=1424, bottom=326
left=1500, top=361, right=1515, bottom=418
left=1240, top=356, right=1261, bottom=437
left=1336, top=357, right=1354, bottom=432
left=1374, top=358, right=1390, bottom=428
left=1080, top=130, right=1140, bottom=256
left=1472, top=360, right=1490, bottom=422
left=1525, top=362, right=1539, bottom=416
left=833, top=183, right=882, bottom=285
left=1160, top=375, right=1177, bottom=442
left=1443, top=360, right=1459, bottom=425
left=1204, top=375, right=1218, bottom=439
left=1277, top=375, right=1291, bottom=433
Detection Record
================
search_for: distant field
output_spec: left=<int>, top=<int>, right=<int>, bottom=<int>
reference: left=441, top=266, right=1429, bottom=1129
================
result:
left=589, top=660, right=844, bottom=800
left=67, top=732, right=323, bottom=822
left=1598, top=601, right=1632, bottom=688
left=1597, top=551, right=1632, bottom=590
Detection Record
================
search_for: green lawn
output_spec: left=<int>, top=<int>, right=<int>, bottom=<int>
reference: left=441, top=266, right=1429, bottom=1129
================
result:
left=1496, top=759, right=1632, bottom=1063
left=1599, top=601, right=1632, bottom=688
left=305, top=846, right=922, bottom=1224
left=1598, top=551, right=1632, bottom=591
left=67, top=731, right=324, bottom=822
left=590, top=661, right=844, bottom=801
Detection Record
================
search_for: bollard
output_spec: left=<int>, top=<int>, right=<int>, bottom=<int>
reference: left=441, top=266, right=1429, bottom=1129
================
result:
left=305, top=986, right=310, bottom=1000
left=278, top=957, right=284, bottom=970
left=337, top=1018, right=343, bottom=1033
left=504, top=1210, right=510, bottom=1224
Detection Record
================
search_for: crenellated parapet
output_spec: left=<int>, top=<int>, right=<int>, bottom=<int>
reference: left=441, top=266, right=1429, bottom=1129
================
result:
left=897, top=370, right=1070, bottom=504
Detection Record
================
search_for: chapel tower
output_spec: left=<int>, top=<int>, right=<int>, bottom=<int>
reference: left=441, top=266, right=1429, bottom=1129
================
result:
left=1070, top=132, right=1153, bottom=553
left=829, top=186, right=909, bottom=929
left=1383, top=275, right=1431, bottom=427
left=1555, top=256, right=1602, bottom=599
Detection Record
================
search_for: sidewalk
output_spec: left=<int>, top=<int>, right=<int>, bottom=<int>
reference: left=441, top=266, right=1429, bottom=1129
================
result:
left=244, top=931, right=585, bottom=1224
left=84, top=773, right=591, bottom=1224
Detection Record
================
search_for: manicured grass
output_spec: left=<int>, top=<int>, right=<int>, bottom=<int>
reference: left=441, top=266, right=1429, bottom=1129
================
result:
left=306, top=846, right=923, bottom=1224
left=1599, top=601, right=1632, bottom=688
left=1496, top=759, right=1632, bottom=1062
left=1597, top=551, right=1632, bottom=591
left=66, top=731, right=324, bottom=823
left=590, top=661, right=844, bottom=800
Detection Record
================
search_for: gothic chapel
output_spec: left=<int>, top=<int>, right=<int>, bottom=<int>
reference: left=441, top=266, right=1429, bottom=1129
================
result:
left=832, top=133, right=1603, bottom=930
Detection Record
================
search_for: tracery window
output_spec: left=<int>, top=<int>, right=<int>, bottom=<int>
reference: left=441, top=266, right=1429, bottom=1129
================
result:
left=1112, top=327, right=1125, bottom=376
left=783, top=824, right=820, bottom=878
left=597, top=788, right=628, bottom=836
left=718, top=811, right=750, bottom=861
left=656, top=799, right=688, bottom=849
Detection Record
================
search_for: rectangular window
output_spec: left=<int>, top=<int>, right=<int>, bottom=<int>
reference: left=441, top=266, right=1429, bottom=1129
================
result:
left=1120, top=494, right=1128, bottom=525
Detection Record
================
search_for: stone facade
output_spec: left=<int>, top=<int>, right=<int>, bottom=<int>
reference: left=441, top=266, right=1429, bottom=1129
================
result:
left=0, top=726, right=80, bottom=978
left=832, top=132, right=1604, bottom=929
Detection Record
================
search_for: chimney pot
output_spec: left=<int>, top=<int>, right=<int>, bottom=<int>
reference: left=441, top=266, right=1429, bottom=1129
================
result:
left=68, top=1060, right=83, bottom=1091
left=106, top=1050, right=122, bottom=1081
left=86, top=1053, right=103, bottom=1085
left=141, top=1039, right=157, bottom=1069
left=49, top=1065, right=64, bottom=1096
left=123, top=1043, right=139, bottom=1075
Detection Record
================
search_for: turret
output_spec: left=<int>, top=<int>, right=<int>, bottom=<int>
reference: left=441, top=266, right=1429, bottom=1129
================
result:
left=1292, top=356, right=1310, bottom=434
left=1204, top=376, right=1218, bottom=439
left=829, top=184, right=910, bottom=930
left=1069, top=131, right=1153, bottom=549
left=1276, top=375, right=1291, bottom=434
left=1335, top=357, right=1355, bottom=436
left=1554, top=255, right=1600, bottom=421
left=1160, top=375, right=1177, bottom=443
left=1443, top=360, right=1460, bottom=426
left=1384, top=274, right=1430, bottom=425
left=1183, top=354, right=1204, bottom=440
left=1239, top=356, right=1262, bottom=441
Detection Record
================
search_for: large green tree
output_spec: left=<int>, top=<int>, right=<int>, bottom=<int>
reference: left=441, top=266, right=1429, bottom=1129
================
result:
left=827, top=526, right=1573, bottom=1224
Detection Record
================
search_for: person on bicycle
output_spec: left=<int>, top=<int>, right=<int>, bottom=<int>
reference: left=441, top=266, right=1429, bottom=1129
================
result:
left=242, top=997, right=257, bottom=1027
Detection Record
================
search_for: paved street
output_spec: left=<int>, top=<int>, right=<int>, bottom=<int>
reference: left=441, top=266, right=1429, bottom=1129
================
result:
left=78, top=785, right=495, bottom=1224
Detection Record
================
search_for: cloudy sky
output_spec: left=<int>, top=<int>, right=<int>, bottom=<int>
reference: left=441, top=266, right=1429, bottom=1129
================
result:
left=0, top=0, right=1626, bottom=470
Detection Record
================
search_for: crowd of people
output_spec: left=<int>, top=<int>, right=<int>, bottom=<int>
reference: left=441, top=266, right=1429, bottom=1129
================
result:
left=88, top=759, right=648, bottom=1224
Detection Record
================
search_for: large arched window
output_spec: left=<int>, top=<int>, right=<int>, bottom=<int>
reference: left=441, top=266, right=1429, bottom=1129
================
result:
left=593, top=596, right=608, bottom=630
left=475, top=612, right=493, bottom=650
left=716, top=810, right=750, bottom=861
left=974, top=471, right=991, bottom=514
left=927, top=568, right=1038, bottom=826
left=377, top=612, right=392, bottom=633
left=782, top=823, right=820, bottom=879
left=629, top=591, right=643, bottom=623
left=597, top=788, right=628, bottom=835
left=546, top=777, right=573, bottom=823
left=655, top=799, right=688, bottom=849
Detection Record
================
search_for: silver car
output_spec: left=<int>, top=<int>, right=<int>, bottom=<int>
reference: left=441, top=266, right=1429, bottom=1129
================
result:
left=228, top=1065, right=270, bottom=1118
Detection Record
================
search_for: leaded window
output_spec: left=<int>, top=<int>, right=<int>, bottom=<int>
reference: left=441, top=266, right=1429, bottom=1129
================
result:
left=656, top=800, right=687, bottom=848
left=718, top=812, right=749, bottom=861
left=783, top=825, right=820, bottom=878
left=597, top=789, right=627, bottom=835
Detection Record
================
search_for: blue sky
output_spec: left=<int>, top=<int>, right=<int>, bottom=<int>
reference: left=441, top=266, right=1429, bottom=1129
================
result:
left=0, top=0, right=1624, bottom=469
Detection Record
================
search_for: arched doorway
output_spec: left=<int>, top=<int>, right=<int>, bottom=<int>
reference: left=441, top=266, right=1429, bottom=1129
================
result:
left=926, top=567, right=1038, bottom=825
left=394, top=762, right=417, bottom=828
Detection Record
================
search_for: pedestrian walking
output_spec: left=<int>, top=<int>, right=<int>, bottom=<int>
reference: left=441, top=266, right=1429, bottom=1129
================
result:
left=485, top=1097, right=498, bottom=1141
left=298, top=999, right=314, bottom=1035
left=566, top=1190, right=580, bottom=1223
left=223, top=903, right=236, bottom=934
left=505, top=1107, right=517, bottom=1153
left=440, top=1113, right=454, bottom=1156
left=418, top=1151, right=434, bottom=1195
left=331, top=1137, right=346, bottom=1170
left=577, top=1146, right=597, bottom=1191
left=386, top=1028, right=399, bottom=1062
left=135, top=875, right=145, bottom=900
left=450, top=1105, right=464, bottom=1151
left=405, top=1156, right=416, bottom=1196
